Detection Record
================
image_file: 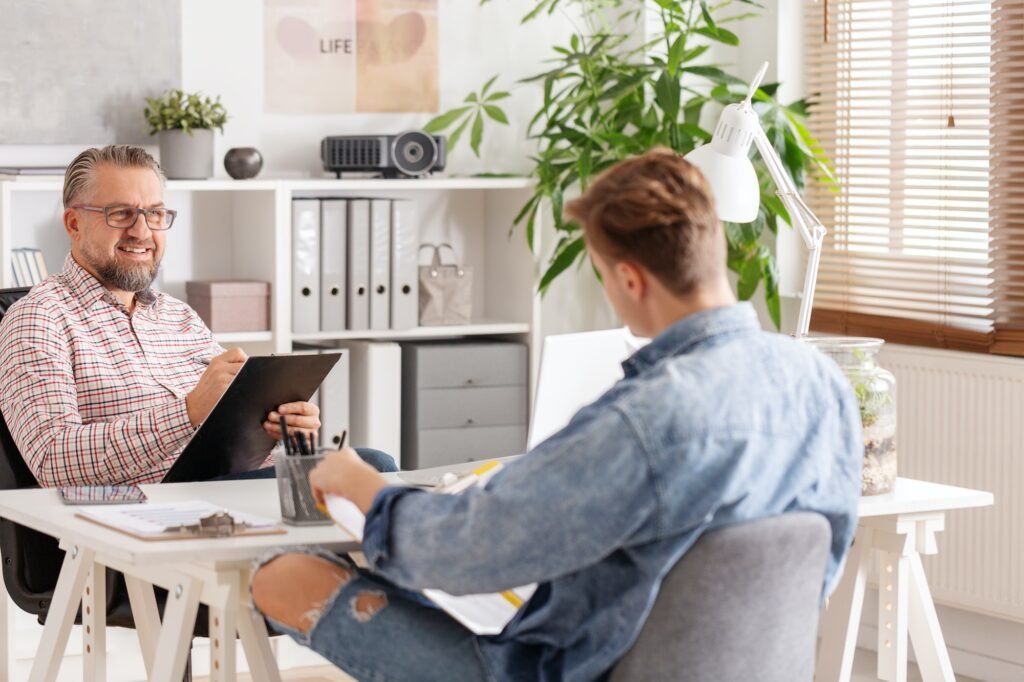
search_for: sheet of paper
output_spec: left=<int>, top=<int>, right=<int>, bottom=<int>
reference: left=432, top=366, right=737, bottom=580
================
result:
left=77, top=501, right=277, bottom=537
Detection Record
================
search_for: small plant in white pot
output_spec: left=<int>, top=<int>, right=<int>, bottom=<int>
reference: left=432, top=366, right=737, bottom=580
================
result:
left=144, top=89, right=227, bottom=179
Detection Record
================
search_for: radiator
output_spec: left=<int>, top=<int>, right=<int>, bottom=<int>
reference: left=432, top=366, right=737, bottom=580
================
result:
left=878, top=344, right=1024, bottom=623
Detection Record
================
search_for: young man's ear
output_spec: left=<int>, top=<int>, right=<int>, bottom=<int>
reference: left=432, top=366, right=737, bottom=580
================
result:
left=615, top=260, right=648, bottom=301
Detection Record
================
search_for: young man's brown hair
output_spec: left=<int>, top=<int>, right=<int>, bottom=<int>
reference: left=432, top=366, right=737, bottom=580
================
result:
left=564, top=147, right=725, bottom=296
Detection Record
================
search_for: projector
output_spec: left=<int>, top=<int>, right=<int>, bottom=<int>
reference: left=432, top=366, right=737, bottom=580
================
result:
left=321, top=130, right=447, bottom=179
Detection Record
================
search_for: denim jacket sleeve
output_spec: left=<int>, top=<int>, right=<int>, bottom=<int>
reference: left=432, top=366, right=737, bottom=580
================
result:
left=361, top=404, right=658, bottom=595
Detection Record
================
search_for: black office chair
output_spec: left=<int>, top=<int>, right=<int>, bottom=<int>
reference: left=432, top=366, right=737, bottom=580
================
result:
left=0, top=287, right=204, bottom=678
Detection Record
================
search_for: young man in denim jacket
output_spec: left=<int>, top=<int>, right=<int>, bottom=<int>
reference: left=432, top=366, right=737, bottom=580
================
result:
left=252, top=149, right=863, bottom=681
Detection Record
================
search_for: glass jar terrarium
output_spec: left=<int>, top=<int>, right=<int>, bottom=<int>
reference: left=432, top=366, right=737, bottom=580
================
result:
left=805, top=337, right=897, bottom=495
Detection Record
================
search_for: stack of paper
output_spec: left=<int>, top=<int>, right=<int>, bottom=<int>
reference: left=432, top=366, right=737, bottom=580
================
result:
left=77, top=501, right=278, bottom=538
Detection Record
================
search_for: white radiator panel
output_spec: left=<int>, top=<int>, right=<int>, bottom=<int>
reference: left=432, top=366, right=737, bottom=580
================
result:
left=879, top=344, right=1024, bottom=622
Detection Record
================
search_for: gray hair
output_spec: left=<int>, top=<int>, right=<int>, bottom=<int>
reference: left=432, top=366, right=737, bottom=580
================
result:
left=62, top=144, right=165, bottom=208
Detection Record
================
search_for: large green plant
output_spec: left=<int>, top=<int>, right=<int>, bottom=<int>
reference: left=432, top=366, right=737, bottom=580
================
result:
left=426, top=0, right=830, bottom=328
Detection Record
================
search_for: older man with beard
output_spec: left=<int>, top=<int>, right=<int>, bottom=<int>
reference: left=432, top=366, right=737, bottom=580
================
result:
left=0, top=145, right=393, bottom=487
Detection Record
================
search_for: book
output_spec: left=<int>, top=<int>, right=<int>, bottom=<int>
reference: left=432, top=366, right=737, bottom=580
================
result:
left=76, top=500, right=284, bottom=541
left=325, top=460, right=537, bottom=635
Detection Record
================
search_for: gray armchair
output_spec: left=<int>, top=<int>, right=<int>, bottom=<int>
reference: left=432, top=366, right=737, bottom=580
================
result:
left=610, top=512, right=831, bottom=682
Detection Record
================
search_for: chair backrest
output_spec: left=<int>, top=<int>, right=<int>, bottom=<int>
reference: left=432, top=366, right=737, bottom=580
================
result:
left=0, top=287, right=67, bottom=613
left=610, top=512, right=832, bottom=682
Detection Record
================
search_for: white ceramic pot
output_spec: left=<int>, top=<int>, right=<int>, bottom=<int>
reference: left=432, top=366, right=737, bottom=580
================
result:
left=157, top=128, right=214, bottom=179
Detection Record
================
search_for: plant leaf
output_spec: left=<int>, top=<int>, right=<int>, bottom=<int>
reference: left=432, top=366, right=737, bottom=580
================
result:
left=481, top=75, right=498, bottom=97
left=424, top=106, right=471, bottom=133
left=654, top=70, right=681, bottom=122
left=484, top=105, right=509, bottom=124
left=539, top=236, right=586, bottom=293
left=470, top=111, right=484, bottom=157
left=447, top=115, right=471, bottom=151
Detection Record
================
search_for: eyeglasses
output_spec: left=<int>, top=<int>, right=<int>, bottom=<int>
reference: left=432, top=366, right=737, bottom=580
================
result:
left=73, top=204, right=177, bottom=231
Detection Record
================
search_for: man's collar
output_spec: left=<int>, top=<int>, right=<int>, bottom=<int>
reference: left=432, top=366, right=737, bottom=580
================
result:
left=61, top=253, right=159, bottom=313
left=622, top=303, right=760, bottom=377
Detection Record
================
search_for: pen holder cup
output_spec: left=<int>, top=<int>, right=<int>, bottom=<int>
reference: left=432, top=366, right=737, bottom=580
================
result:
left=275, top=451, right=332, bottom=526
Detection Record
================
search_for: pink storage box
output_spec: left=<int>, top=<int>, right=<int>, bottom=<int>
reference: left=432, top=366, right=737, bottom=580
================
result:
left=186, top=280, right=270, bottom=333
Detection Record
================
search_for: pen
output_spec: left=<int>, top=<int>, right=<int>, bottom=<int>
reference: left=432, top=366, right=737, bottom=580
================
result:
left=297, top=431, right=310, bottom=456
left=280, top=415, right=293, bottom=456
left=338, top=429, right=347, bottom=450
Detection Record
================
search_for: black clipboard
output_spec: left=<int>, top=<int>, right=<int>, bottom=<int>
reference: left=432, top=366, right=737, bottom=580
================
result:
left=162, top=353, right=340, bottom=483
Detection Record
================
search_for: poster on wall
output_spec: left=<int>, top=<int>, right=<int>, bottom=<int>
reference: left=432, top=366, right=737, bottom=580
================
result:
left=264, top=0, right=439, bottom=114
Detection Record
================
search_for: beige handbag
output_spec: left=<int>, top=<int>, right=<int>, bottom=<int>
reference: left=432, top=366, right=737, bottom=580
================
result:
left=418, top=243, right=473, bottom=326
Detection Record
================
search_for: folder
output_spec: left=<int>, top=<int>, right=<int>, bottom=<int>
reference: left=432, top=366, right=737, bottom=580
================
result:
left=390, top=200, right=419, bottom=330
left=320, top=199, right=348, bottom=332
left=318, top=350, right=351, bottom=449
left=292, top=199, right=321, bottom=335
left=347, top=200, right=371, bottom=331
left=340, top=341, right=402, bottom=466
left=369, top=199, right=391, bottom=331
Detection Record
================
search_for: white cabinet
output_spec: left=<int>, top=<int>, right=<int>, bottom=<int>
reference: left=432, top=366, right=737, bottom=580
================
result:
left=0, top=176, right=541, bottom=353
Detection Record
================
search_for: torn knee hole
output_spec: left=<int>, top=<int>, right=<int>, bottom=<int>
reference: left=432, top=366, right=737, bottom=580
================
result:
left=351, top=590, right=387, bottom=622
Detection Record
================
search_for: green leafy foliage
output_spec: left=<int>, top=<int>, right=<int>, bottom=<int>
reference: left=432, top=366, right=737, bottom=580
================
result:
left=431, top=0, right=832, bottom=328
left=144, top=89, right=228, bottom=136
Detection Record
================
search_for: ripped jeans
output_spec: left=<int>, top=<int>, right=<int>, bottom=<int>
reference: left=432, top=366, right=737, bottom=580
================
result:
left=254, top=548, right=494, bottom=682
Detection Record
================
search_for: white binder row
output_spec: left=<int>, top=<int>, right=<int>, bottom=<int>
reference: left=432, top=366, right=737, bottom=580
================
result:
left=292, top=198, right=419, bottom=334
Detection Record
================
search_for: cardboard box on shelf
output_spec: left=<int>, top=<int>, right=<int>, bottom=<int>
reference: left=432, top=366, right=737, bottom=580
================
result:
left=186, top=280, right=270, bottom=333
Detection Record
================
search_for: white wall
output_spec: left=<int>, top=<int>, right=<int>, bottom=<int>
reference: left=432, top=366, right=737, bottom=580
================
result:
left=181, top=0, right=579, bottom=179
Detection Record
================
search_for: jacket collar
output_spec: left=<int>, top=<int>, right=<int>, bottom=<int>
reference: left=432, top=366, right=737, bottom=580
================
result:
left=622, top=303, right=760, bottom=377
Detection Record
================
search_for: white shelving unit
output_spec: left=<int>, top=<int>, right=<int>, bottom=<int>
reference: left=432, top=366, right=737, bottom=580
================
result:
left=0, top=176, right=542, bottom=357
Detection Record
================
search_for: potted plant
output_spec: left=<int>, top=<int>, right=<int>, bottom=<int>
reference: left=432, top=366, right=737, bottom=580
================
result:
left=144, top=89, right=228, bottom=180
left=426, top=1, right=831, bottom=329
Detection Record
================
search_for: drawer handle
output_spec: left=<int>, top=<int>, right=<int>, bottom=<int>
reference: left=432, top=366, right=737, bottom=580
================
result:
left=465, top=418, right=475, bottom=426
left=465, top=378, right=474, bottom=385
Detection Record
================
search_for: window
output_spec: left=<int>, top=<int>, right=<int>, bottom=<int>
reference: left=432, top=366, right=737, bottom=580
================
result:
left=804, top=0, right=1021, bottom=353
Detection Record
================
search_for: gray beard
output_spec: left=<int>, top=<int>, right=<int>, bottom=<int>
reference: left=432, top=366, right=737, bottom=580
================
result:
left=80, top=243, right=160, bottom=293
left=95, top=258, right=159, bottom=293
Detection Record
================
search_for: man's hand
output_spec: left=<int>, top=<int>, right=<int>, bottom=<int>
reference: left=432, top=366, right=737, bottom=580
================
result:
left=263, top=401, right=321, bottom=443
left=185, top=348, right=247, bottom=427
left=309, top=448, right=388, bottom=514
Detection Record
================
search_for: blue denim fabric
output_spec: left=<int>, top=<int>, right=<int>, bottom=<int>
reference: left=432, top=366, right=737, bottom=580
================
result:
left=211, top=448, right=398, bottom=481
left=259, top=549, right=494, bottom=682
left=347, top=304, right=860, bottom=681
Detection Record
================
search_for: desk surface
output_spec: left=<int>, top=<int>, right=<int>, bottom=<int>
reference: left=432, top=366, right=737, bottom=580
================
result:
left=0, top=479, right=358, bottom=567
left=857, top=477, right=993, bottom=517
left=0, top=475, right=993, bottom=567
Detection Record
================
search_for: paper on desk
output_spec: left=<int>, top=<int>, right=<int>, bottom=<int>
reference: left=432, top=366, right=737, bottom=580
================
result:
left=324, top=468, right=536, bottom=636
left=77, top=501, right=278, bottom=537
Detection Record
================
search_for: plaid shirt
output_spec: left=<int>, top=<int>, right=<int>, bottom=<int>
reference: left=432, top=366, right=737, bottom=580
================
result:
left=0, top=254, right=224, bottom=486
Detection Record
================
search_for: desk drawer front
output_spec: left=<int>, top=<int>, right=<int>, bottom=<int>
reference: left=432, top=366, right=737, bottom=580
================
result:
left=410, top=425, right=527, bottom=469
left=411, top=343, right=527, bottom=388
left=417, top=386, right=527, bottom=429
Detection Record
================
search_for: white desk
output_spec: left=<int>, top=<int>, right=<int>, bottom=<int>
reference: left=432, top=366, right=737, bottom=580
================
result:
left=0, top=478, right=360, bottom=682
left=0, top=475, right=994, bottom=682
left=816, top=478, right=994, bottom=682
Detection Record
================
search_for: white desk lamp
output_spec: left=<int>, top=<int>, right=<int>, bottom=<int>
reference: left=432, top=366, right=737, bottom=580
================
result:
left=684, top=62, right=826, bottom=338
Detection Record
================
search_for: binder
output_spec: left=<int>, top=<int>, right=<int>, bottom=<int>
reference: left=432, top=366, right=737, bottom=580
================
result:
left=20, top=250, right=39, bottom=284
left=33, top=250, right=48, bottom=279
left=10, top=251, right=26, bottom=286
left=320, top=199, right=348, bottom=332
left=318, top=350, right=351, bottom=448
left=340, top=341, right=402, bottom=466
left=347, top=200, right=371, bottom=331
left=390, top=200, right=419, bottom=330
left=292, top=199, right=321, bottom=335
left=369, top=199, right=391, bottom=331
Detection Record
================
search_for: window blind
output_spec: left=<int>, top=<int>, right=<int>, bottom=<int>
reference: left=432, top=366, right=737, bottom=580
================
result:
left=804, top=0, right=996, bottom=352
left=990, top=0, right=1024, bottom=355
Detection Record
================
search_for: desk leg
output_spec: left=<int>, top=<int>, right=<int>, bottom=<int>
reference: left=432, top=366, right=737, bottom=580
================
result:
left=908, top=549, right=955, bottom=681
left=28, top=544, right=94, bottom=682
left=148, top=576, right=201, bottom=682
left=237, top=599, right=282, bottom=682
left=816, top=527, right=872, bottom=682
left=876, top=552, right=910, bottom=682
left=124, top=576, right=160, bottom=678
left=83, top=563, right=106, bottom=682
left=208, top=573, right=238, bottom=682
left=0, top=562, right=9, bottom=682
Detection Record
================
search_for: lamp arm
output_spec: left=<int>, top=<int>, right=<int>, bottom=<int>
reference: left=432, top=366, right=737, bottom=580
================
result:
left=751, top=125, right=827, bottom=338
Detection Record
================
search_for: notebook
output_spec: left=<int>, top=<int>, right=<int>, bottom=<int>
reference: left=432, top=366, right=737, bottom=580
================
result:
left=326, top=461, right=536, bottom=635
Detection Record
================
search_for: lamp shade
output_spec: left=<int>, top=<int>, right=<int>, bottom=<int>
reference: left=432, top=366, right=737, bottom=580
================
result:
left=683, top=103, right=762, bottom=224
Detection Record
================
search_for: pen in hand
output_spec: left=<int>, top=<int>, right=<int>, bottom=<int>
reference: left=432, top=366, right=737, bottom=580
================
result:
left=279, top=414, right=293, bottom=456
